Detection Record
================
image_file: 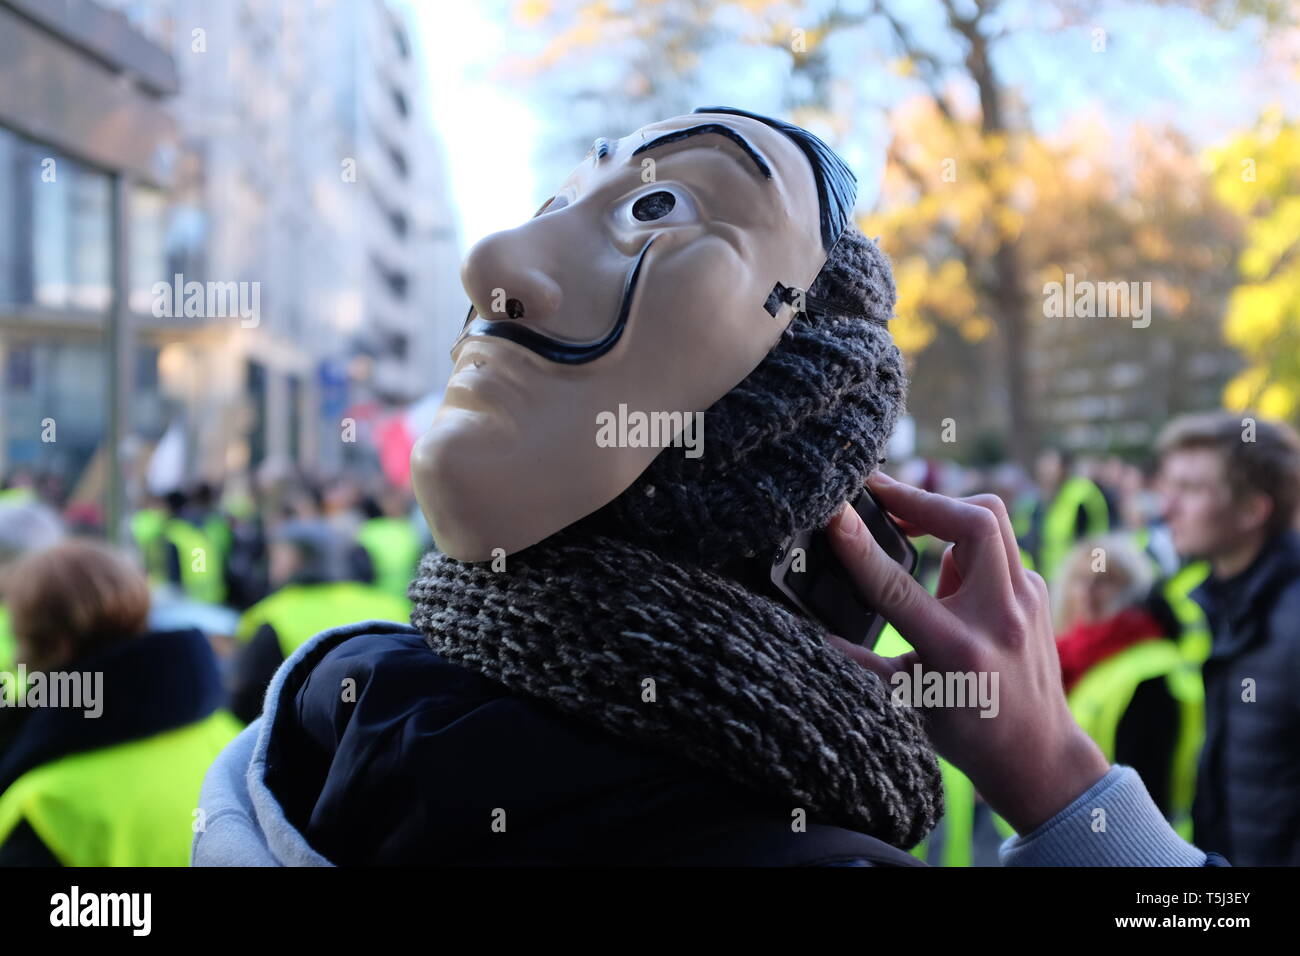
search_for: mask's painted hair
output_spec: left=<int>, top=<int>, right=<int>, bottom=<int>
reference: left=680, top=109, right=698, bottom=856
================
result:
left=692, top=105, right=857, bottom=253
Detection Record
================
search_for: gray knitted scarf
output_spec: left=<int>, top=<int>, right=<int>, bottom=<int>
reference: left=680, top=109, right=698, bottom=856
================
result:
left=409, top=227, right=943, bottom=848
left=410, top=532, right=941, bottom=847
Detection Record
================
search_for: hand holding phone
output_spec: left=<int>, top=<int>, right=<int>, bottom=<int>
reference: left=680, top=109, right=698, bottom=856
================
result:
left=768, top=486, right=917, bottom=648
left=824, top=471, right=1111, bottom=838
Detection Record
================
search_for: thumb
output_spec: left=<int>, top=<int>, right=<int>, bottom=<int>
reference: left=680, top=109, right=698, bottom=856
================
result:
left=826, top=497, right=959, bottom=661
left=825, top=634, right=919, bottom=684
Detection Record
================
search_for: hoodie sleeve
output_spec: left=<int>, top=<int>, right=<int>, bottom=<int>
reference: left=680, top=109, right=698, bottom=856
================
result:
left=998, top=765, right=1215, bottom=866
left=192, top=723, right=283, bottom=866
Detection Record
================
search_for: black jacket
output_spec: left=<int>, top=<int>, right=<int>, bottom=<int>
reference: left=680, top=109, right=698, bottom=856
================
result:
left=193, top=623, right=1230, bottom=866
left=254, top=626, right=920, bottom=866
left=1191, top=530, right=1300, bottom=864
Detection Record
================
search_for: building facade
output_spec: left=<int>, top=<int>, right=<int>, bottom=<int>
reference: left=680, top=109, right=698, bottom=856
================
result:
left=0, top=0, right=179, bottom=532
left=0, top=0, right=462, bottom=525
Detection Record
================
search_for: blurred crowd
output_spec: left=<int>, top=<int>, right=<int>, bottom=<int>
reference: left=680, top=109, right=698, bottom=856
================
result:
left=0, top=471, right=427, bottom=864
left=881, top=412, right=1300, bottom=865
left=1, top=409, right=1298, bottom=865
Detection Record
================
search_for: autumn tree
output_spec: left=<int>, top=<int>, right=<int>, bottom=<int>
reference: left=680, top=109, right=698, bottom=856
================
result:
left=509, top=0, right=1285, bottom=458
left=1208, top=111, right=1300, bottom=422
left=868, top=97, right=1243, bottom=459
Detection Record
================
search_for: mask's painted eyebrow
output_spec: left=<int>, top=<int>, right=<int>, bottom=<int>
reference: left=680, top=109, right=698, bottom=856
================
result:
left=629, top=124, right=773, bottom=181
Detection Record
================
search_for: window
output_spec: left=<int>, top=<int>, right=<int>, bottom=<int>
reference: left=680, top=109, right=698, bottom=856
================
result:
left=370, top=255, right=407, bottom=299
left=136, top=345, right=160, bottom=391
left=389, top=331, right=409, bottom=360
left=0, top=128, right=17, bottom=305
left=386, top=144, right=408, bottom=179
left=3, top=131, right=114, bottom=313
left=31, top=150, right=70, bottom=307
left=5, top=344, right=34, bottom=392
left=68, top=166, right=111, bottom=311
left=246, top=361, right=267, bottom=470
left=131, top=186, right=167, bottom=313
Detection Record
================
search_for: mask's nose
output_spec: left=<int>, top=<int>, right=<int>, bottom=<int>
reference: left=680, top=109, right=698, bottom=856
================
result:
left=456, top=203, right=631, bottom=347
left=460, top=227, right=563, bottom=328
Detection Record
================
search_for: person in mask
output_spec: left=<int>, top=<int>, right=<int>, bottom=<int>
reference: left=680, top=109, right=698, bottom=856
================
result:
left=193, top=107, right=1224, bottom=866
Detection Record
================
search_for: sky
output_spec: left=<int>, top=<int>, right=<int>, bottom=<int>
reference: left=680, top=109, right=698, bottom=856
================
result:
left=401, top=0, right=1295, bottom=253
left=403, top=0, right=541, bottom=248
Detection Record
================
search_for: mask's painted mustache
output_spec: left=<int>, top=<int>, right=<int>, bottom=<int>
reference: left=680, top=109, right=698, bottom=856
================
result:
left=452, top=237, right=656, bottom=366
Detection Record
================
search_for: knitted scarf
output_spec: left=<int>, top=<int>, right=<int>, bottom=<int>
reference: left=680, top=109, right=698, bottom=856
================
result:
left=409, top=528, right=943, bottom=849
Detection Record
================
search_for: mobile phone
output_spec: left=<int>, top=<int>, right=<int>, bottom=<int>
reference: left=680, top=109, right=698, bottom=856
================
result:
left=768, top=486, right=917, bottom=649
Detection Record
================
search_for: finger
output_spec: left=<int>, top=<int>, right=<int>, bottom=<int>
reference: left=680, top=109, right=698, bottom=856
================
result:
left=935, top=543, right=962, bottom=599
left=961, top=493, right=1027, bottom=590
left=826, top=635, right=919, bottom=683
left=827, top=502, right=966, bottom=657
left=888, top=514, right=929, bottom=539
left=866, top=471, right=1013, bottom=599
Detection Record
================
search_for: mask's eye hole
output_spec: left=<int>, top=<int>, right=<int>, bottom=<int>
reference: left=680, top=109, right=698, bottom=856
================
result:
left=632, top=190, right=676, bottom=221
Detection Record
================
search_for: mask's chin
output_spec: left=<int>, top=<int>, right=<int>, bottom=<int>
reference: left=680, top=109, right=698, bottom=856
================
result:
left=412, top=389, right=665, bottom=563
left=411, top=419, right=511, bottom=562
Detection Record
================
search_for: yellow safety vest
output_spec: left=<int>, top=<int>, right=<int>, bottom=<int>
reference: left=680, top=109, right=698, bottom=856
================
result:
left=356, top=517, right=423, bottom=600
left=1067, top=637, right=1203, bottom=840
left=1164, top=562, right=1212, bottom=665
left=130, top=508, right=168, bottom=583
left=0, top=710, right=241, bottom=866
left=0, top=606, right=14, bottom=677
left=163, top=518, right=226, bottom=605
left=0, top=605, right=25, bottom=698
left=202, top=515, right=233, bottom=570
left=877, top=611, right=984, bottom=865
left=1039, top=476, right=1110, bottom=583
left=0, top=487, right=35, bottom=506
left=236, top=580, right=411, bottom=659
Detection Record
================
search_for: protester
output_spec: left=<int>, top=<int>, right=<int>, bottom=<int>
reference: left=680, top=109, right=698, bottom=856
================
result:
left=0, top=502, right=66, bottom=760
left=226, top=519, right=411, bottom=723
left=1052, top=534, right=1200, bottom=826
left=1157, top=411, right=1300, bottom=864
left=221, top=504, right=270, bottom=613
left=1029, top=447, right=1111, bottom=582
left=0, top=540, right=239, bottom=866
left=356, top=488, right=422, bottom=600
left=193, top=108, right=1223, bottom=867
left=158, top=489, right=227, bottom=606
left=0, top=502, right=65, bottom=681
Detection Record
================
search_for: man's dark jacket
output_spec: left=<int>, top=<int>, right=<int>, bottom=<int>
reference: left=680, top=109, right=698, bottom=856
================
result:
left=1192, top=529, right=1300, bottom=864
left=192, top=622, right=921, bottom=866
